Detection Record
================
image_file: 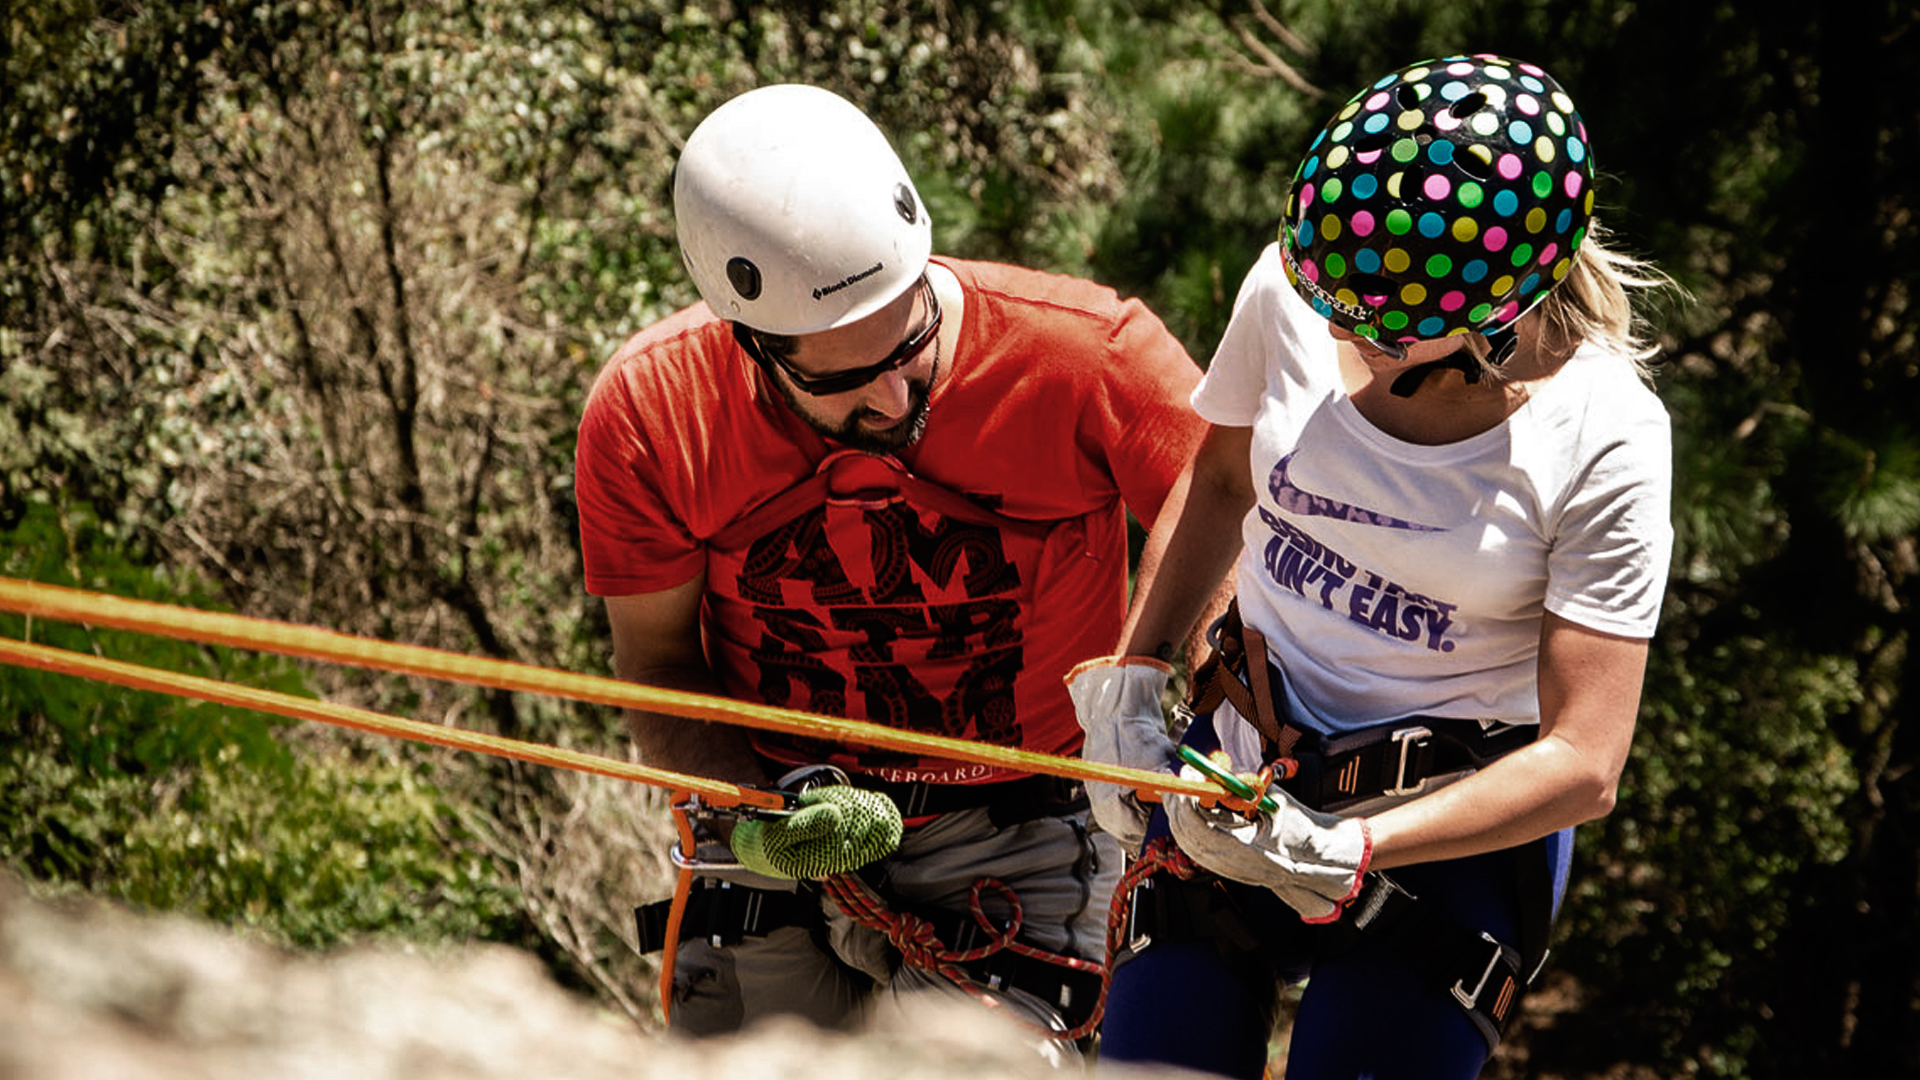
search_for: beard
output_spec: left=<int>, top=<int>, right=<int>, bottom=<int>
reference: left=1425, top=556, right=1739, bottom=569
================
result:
left=776, top=374, right=935, bottom=454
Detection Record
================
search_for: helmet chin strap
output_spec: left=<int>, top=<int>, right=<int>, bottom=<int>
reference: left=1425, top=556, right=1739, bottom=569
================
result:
left=1387, top=326, right=1519, bottom=398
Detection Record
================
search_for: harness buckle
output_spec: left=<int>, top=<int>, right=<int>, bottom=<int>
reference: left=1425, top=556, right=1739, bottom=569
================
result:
left=1387, top=726, right=1434, bottom=797
left=1125, top=877, right=1154, bottom=953
left=1528, top=945, right=1554, bottom=986
left=1450, top=931, right=1508, bottom=1009
left=669, top=839, right=745, bottom=871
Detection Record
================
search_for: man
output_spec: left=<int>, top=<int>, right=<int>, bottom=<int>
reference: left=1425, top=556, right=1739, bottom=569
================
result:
left=575, top=84, right=1206, bottom=1051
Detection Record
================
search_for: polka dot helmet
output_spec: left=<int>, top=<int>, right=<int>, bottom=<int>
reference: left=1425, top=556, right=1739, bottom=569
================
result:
left=1279, top=55, right=1595, bottom=356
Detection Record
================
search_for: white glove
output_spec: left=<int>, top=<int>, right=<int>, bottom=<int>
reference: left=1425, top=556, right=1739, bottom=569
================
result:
left=1165, top=765, right=1372, bottom=923
left=1064, top=656, right=1179, bottom=851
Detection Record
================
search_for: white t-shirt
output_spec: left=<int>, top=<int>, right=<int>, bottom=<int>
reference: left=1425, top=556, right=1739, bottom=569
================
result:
left=1195, top=243, right=1673, bottom=745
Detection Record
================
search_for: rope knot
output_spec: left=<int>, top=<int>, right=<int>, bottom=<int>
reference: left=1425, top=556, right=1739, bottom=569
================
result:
left=886, top=912, right=949, bottom=971
left=820, top=869, right=1106, bottom=1040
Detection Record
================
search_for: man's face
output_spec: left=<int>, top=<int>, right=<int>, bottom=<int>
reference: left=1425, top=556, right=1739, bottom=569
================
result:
left=758, top=278, right=943, bottom=454
left=774, top=369, right=936, bottom=454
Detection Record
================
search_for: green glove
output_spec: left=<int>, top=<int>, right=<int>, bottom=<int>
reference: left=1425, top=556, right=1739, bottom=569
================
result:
left=729, top=786, right=904, bottom=879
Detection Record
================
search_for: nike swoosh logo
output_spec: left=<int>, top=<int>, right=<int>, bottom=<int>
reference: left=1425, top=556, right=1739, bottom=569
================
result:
left=1268, top=453, right=1445, bottom=532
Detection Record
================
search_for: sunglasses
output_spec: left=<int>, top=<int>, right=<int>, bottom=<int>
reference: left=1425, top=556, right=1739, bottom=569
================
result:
left=739, top=277, right=942, bottom=396
left=1356, top=332, right=1410, bottom=362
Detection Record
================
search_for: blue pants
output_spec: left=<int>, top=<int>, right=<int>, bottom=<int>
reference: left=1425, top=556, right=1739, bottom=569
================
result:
left=1099, top=722, right=1572, bottom=1078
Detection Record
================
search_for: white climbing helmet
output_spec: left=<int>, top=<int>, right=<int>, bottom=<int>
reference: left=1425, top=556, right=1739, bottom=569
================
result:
left=673, top=84, right=933, bottom=335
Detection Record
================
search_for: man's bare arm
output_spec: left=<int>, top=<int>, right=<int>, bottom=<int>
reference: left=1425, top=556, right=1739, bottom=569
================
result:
left=605, top=576, right=768, bottom=785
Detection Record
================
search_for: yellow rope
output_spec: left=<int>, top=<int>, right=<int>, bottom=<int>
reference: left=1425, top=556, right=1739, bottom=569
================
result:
left=0, top=635, right=789, bottom=810
left=0, top=576, right=1217, bottom=802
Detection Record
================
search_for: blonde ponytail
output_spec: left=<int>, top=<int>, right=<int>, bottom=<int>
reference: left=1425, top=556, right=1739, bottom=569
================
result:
left=1533, top=218, right=1675, bottom=381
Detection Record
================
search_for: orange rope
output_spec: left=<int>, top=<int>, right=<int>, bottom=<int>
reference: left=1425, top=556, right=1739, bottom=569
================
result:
left=0, top=636, right=787, bottom=811
left=0, top=576, right=1219, bottom=803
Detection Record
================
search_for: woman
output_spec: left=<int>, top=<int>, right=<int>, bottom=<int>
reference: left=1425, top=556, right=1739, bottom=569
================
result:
left=1067, top=55, right=1674, bottom=1078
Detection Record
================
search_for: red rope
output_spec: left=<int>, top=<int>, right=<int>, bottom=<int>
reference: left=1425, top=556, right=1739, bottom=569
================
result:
left=819, top=872, right=1110, bottom=1042
left=1103, top=836, right=1203, bottom=978
left=1107, top=840, right=1292, bottom=1080
left=815, top=837, right=1212, bottom=1044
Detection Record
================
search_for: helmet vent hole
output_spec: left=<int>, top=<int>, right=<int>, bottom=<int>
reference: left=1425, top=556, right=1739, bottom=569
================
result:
left=1354, top=130, right=1395, bottom=155
left=1447, top=91, right=1489, bottom=121
left=892, top=182, right=918, bottom=225
left=1348, top=272, right=1397, bottom=305
left=1394, top=85, right=1422, bottom=110
left=726, top=257, right=763, bottom=301
left=1454, top=147, right=1495, bottom=181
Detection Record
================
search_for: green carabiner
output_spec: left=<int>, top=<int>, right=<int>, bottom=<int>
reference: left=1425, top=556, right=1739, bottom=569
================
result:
left=1176, top=744, right=1279, bottom=815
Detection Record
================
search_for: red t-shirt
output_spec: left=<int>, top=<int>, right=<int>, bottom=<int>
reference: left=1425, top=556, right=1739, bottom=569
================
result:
left=577, top=257, right=1204, bottom=783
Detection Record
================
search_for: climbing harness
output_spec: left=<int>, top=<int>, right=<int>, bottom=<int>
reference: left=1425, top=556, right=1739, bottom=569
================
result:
left=1283, top=716, right=1537, bottom=815
left=1116, top=599, right=1554, bottom=1048
left=1324, top=863, right=1552, bottom=1048
left=635, top=763, right=1113, bottom=1037
left=1108, top=836, right=1550, bottom=1049
left=638, top=823, right=1113, bottom=1038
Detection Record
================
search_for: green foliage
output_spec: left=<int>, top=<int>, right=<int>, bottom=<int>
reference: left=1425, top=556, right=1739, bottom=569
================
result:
left=0, top=502, right=521, bottom=948
left=1559, top=633, right=1859, bottom=1069
left=1, top=502, right=299, bottom=775
left=1816, top=426, right=1920, bottom=545
left=0, top=739, right=521, bottom=950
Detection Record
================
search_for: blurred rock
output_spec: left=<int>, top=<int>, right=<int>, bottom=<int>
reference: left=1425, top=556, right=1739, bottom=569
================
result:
left=0, top=874, right=1208, bottom=1080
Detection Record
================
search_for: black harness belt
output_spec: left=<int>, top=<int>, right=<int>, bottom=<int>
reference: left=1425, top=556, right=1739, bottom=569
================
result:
left=636, top=877, right=816, bottom=953
left=1283, top=716, right=1539, bottom=813
left=1332, top=869, right=1549, bottom=1049
left=848, top=771, right=1082, bottom=825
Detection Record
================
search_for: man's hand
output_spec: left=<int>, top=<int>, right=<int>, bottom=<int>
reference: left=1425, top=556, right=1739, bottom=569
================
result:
left=729, top=786, right=904, bottom=879
left=1165, top=765, right=1371, bottom=922
left=1065, top=656, right=1180, bottom=850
